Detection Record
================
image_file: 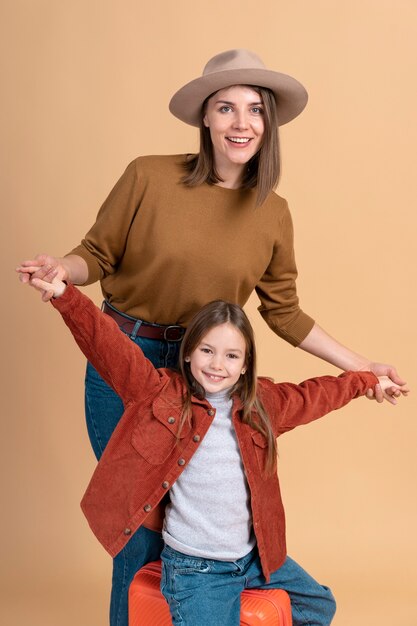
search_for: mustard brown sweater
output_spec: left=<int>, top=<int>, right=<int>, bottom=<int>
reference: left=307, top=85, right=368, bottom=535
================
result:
left=69, top=154, right=314, bottom=346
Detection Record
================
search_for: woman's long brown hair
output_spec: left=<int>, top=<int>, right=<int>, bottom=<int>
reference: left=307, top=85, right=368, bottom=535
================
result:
left=181, top=85, right=280, bottom=207
left=178, top=300, right=277, bottom=474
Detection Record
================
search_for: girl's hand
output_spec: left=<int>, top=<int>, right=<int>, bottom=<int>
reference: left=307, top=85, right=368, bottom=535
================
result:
left=365, top=362, right=409, bottom=404
left=16, top=264, right=67, bottom=301
left=17, top=254, right=68, bottom=287
left=374, top=375, right=410, bottom=406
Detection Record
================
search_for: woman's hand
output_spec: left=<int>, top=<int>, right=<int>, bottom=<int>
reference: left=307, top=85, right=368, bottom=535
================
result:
left=374, top=375, right=410, bottom=405
left=16, top=253, right=88, bottom=295
left=365, top=362, right=409, bottom=404
left=17, top=254, right=68, bottom=284
left=16, top=264, right=66, bottom=300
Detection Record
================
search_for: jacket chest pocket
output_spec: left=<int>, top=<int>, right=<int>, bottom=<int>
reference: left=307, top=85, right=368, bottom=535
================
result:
left=251, top=430, right=268, bottom=476
left=131, top=405, right=189, bottom=465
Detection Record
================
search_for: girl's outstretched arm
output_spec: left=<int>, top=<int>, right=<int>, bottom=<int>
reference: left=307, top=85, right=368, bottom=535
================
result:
left=266, top=370, right=408, bottom=435
left=298, top=322, right=409, bottom=403
left=19, top=266, right=164, bottom=405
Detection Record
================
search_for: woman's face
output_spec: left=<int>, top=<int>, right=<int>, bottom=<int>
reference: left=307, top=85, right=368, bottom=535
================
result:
left=203, top=85, right=265, bottom=176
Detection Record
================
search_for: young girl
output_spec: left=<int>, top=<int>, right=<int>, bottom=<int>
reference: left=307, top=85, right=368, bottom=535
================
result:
left=24, top=268, right=406, bottom=626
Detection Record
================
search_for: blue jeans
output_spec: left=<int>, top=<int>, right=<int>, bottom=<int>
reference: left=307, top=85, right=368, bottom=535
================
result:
left=85, top=320, right=182, bottom=626
left=161, top=545, right=336, bottom=626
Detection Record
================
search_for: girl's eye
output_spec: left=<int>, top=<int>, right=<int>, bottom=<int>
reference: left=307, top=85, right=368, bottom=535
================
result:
left=227, top=353, right=238, bottom=359
left=201, top=347, right=211, bottom=353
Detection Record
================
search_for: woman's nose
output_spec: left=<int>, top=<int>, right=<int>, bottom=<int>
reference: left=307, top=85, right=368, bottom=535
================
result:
left=233, top=110, right=249, bottom=130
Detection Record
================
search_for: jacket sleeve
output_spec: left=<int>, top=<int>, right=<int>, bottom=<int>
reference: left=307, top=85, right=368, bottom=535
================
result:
left=255, top=200, right=315, bottom=346
left=51, top=283, right=164, bottom=404
left=261, top=371, right=379, bottom=436
left=66, top=160, right=143, bottom=284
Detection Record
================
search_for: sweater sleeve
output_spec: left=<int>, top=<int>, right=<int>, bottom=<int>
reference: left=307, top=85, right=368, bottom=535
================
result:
left=51, top=284, right=164, bottom=404
left=261, top=371, right=379, bottom=436
left=255, top=200, right=315, bottom=346
left=66, top=160, right=143, bottom=285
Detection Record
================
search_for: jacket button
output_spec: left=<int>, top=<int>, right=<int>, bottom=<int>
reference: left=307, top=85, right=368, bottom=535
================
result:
left=123, top=528, right=132, bottom=535
left=167, top=416, right=175, bottom=424
left=143, top=504, right=152, bottom=512
left=207, top=409, right=215, bottom=416
left=193, top=435, right=201, bottom=442
left=178, top=458, right=186, bottom=466
left=162, top=481, right=170, bottom=489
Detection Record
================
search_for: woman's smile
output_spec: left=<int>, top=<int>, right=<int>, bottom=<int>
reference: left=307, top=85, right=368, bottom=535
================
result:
left=226, top=137, right=252, bottom=145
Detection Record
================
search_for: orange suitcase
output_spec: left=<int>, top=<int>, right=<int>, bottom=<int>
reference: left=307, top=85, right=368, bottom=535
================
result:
left=129, top=560, right=292, bottom=625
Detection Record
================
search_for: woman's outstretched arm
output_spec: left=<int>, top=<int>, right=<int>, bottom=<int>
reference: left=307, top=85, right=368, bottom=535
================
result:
left=298, top=322, right=408, bottom=403
left=17, top=265, right=164, bottom=403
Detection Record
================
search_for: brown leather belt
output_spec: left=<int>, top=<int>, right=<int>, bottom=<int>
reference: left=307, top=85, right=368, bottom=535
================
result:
left=102, top=301, right=185, bottom=342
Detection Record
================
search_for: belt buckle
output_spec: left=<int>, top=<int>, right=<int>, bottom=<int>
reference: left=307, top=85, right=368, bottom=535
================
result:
left=163, top=325, right=183, bottom=342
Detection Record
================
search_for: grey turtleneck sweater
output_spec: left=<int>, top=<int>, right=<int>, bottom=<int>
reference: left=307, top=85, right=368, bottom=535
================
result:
left=162, top=388, right=256, bottom=560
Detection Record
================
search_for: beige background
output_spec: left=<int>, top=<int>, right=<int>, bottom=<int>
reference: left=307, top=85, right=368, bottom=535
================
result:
left=2, top=1, right=417, bottom=624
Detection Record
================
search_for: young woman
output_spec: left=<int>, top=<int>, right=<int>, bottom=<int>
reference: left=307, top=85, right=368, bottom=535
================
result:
left=22, top=266, right=406, bottom=626
left=17, top=49, right=407, bottom=625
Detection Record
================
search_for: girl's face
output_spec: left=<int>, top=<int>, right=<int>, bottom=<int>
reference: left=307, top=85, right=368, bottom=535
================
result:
left=187, top=322, right=247, bottom=394
left=203, top=85, right=265, bottom=177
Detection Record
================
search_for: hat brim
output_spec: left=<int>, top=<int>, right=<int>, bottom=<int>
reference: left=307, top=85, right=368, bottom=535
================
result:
left=169, top=68, right=308, bottom=127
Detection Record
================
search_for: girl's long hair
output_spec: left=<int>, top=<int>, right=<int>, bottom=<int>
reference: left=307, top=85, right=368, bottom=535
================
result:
left=178, top=300, right=277, bottom=474
left=181, top=85, right=280, bottom=207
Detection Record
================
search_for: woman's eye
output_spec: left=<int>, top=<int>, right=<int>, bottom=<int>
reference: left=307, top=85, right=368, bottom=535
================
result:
left=219, top=105, right=232, bottom=113
left=251, top=107, right=263, bottom=114
left=201, top=348, right=211, bottom=353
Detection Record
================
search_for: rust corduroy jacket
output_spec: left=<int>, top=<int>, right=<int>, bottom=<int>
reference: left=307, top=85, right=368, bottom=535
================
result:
left=52, top=284, right=378, bottom=581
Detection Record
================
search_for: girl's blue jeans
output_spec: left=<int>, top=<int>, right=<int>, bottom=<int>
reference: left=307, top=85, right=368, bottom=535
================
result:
left=85, top=328, right=182, bottom=626
left=161, top=545, right=336, bottom=626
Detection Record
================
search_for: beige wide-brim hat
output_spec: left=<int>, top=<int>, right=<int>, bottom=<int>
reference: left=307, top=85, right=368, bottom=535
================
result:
left=169, top=49, right=308, bottom=127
